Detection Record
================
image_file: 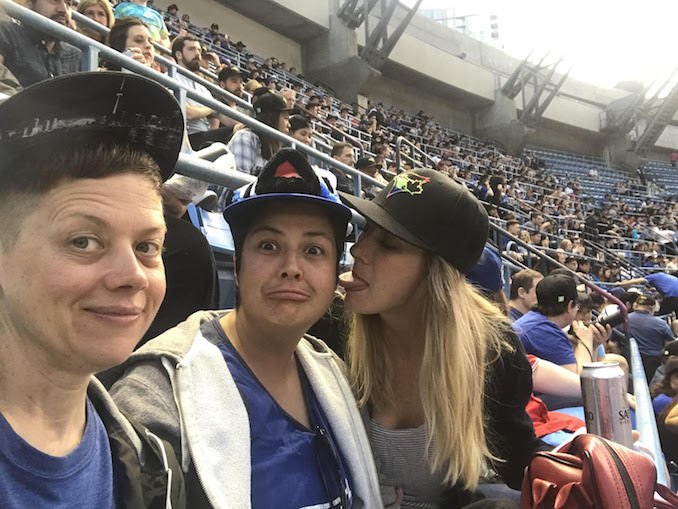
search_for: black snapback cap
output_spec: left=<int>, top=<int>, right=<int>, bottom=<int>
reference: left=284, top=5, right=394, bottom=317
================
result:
left=218, top=65, right=244, bottom=81
left=536, top=275, right=578, bottom=308
left=340, top=169, right=489, bottom=273
left=0, top=72, right=184, bottom=181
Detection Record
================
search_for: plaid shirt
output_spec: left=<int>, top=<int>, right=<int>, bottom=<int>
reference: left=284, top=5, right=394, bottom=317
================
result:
left=227, top=129, right=266, bottom=176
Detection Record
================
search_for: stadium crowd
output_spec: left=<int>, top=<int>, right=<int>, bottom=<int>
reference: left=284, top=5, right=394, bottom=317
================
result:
left=2, top=0, right=678, bottom=507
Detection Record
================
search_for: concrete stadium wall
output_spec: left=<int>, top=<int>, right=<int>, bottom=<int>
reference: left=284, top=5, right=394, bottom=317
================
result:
left=158, top=0, right=303, bottom=70
left=368, top=73, right=475, bottom=133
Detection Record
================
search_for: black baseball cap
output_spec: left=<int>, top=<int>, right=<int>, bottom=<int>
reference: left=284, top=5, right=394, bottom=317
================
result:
left=289, top=114, right=310, bottom=132
left=340, top=169, right=489, bottom=273
left=224, top=148, right=351, bottom=245
left=218, top=65, right=244, bottom=81
left=0, top=72, right=184, bottom=181
left=536, top=275, right=578, bottom=308
left=355, top=156, right=380, bottom=170
left=253, top=92, right=292, bottom=117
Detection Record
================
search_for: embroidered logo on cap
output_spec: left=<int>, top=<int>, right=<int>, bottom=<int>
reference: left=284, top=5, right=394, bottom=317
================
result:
left=386, top=172, right=431, bottom=198
left=274, top=161, right=301, bottom=178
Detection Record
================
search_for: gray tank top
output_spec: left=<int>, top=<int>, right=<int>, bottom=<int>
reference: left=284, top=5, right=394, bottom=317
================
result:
left=368, top=419, right=447, bottom=509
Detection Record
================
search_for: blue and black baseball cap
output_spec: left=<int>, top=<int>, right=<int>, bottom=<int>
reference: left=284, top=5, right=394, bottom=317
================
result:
left=224, top=148, right=352, bottom=251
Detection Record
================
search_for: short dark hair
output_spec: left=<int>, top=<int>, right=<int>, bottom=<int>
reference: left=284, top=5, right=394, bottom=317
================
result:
left=109, top=17, right=149, bottom=54
left=509, top=269, right=542, bottom=300
left=171, top=35, right=199, bottom=59
left=167, top=3, right=178, bottom=11
left=331, top=142, right=353, bottom=158
left=0, top=142, right=162, bottom=249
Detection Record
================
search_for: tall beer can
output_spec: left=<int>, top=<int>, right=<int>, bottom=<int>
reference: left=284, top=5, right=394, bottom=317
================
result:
left=581, top=362, right=634, bottom=448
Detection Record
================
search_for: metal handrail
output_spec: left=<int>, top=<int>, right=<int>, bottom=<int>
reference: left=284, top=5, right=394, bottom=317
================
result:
left=629, top=337, right=670, bottom=485
left=71, top=9, right=254, bottom=112
left=0, top=0, right=384, bottom=198
left=394, top=136, right=441, bottom=173
left=296, top=104, right=365, bottom=156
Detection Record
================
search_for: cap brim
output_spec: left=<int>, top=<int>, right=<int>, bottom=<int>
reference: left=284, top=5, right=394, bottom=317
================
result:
left=0, top=72, right=184, bottom=181
left=339, top=192, right=433, bottom=252
left=224, top=193, right=352, bottom=230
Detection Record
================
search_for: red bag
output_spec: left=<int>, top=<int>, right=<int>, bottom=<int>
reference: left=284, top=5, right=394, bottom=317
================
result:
left=521, top=434, right=678, bottom=508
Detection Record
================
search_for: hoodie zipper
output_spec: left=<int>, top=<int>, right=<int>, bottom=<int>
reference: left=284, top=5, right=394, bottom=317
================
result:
left=599, top=439, right=640, bottom=509
left=145, top=430, right=173, bottom=509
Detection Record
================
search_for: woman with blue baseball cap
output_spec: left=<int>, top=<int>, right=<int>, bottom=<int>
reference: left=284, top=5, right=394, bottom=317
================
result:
left=339, top=169, right=544, bottom=507
left=111, top=148, right=382, bottom=508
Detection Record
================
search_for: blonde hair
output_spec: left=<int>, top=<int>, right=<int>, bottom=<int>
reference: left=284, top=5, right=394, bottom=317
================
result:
left=347, top=255, right=513, bottom=490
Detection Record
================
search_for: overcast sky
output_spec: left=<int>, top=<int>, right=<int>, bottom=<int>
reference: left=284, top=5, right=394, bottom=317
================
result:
left=401, top=0, right=678, bottom=90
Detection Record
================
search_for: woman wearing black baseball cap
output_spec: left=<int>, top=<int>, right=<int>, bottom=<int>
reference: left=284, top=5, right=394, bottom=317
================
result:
left=227, top=91, right=292, bottom=176
left=339, top=169, right=542, bottom=507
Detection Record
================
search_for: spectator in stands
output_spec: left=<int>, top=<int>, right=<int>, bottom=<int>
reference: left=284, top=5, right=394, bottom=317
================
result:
left=227, top=92, right=291, bottom=175
left=171, top=36, right=231, bottom=149
left=503, top=219, right=519, bottom=247
left=0, top=0, right=81, bottom=87
left=615, top=272, right=678, bottom=317
left=214, top=64, right=245, bottom=131
left=508, top=269, right=543, bottom=322
left=651, top=359, right=678, bottom=415
left=616, top=295, right=675, bottom=381
left=0, top=72, right=185, bottom=508
left=288, top=114, right=312, bottom=146
left=330, top=141, right=355, bottom=193
left=114, top=0, right=170, bottom=47
left=199, top=47, right=221, bottom=79
left=76, top=0, right=114, bottom=43
left=339, top=169, right=543, bottom=506
left=523, top=211, right=544, bottom=232
left=513, top=275, right=610, bottom=373
left=217, top=65, right=244, bottom=100
left=564, top=256, right=578, bottom=272
left=354, top=156, right=388, bottom=199
left=280, top=87, right=296, bottom=111
left=651, top=340, right=678, bottom=386
left=107, top=17, right=154, bottom=69
left=111, top=149, right=382, bottom=508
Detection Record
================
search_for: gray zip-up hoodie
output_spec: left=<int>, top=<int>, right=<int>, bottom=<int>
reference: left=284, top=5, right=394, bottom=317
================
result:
left=109, top=310, right=383, bottom=509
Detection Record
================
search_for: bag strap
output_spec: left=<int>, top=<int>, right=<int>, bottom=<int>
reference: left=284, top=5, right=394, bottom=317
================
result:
left=655, top=483, right=678, bottom=509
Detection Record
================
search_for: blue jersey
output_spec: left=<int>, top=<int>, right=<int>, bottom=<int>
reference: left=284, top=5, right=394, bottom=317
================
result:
left=645, top=273, right=678, bottom=298
left=513, top=310, right=576, bottom=366
left=0, top=398, right=116, bottom=509
left=205, top=319, right=353, bottom=508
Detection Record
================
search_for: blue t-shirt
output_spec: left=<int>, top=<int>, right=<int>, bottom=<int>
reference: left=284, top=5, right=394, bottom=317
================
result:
left=512, top=310, right=576, bottom=366
left=508, top=306, right=524, bottom=322
left=0, top=398, right=116, bottom=509
left=205, top=319, right=353, bottom=509
left=615, top=310, right=675, bottom=357
left=645, top=273, right=678, bottom=298
left=653, top=393, right=673, bottom=416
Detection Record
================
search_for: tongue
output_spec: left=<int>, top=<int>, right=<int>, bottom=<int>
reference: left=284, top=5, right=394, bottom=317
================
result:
left=338, top=271, right=367, bottom=291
